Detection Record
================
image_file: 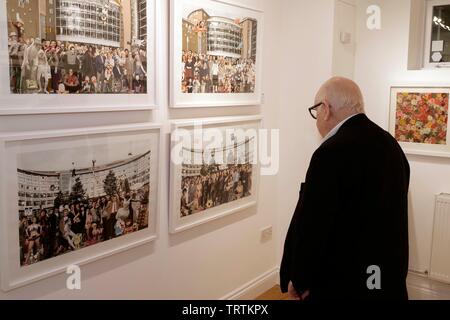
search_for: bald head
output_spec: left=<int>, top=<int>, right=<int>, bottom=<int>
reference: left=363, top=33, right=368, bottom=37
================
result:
left=315, top=77, right=365, bottom=116
left=314, top=77, right=365, bottom=138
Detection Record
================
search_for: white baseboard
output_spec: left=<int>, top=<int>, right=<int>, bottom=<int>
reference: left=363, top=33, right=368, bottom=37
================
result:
left=220, top=267, right=280, bottom=300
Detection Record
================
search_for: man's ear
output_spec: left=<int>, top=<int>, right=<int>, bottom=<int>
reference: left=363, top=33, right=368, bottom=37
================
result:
left=322, top=100, right=332, bottom=121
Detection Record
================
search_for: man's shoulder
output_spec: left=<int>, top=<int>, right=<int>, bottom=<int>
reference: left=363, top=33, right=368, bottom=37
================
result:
left=317, top=114, right=406, bottom=164
left=324, top=114, right=396, bottom=147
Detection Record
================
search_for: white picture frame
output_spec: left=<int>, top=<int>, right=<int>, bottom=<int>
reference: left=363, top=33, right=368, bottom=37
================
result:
left=170, top=0, right=264, bottom=108
left=169, top=115, right=262, bottom=233
left=389, top=86, right=450, bottom=158
left=0, top=123, right=161, bottom=291
left=0, top=0, right=158, bottom=115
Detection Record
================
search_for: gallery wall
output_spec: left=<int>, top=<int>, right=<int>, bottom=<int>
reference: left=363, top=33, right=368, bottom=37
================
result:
left=276, top=0, right=337, bottom=265
left=353, top=0, right=450, bottom=274
left=332, top=0, right=357, bottom=78
left=0, top=0, right=282, bottom=299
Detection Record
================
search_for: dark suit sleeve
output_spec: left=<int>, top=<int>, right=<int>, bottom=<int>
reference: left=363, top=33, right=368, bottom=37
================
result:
left=280, top=148, right=339, bottom=293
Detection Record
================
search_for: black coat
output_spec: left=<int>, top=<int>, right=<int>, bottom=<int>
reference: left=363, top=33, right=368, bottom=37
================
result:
left=94, top=55, right=105, bottom=74
left=82, top=52, right=94, bottom=78
left=280, top=114, right=410, bottom=300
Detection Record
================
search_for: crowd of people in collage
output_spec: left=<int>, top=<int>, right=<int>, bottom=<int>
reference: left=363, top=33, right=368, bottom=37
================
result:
left=180, top=164, right=253, bottom=217
left=8, top=30, right=148, bottom=94
left=181, top=51, right=256, bottom=94
left=18, top=184, right=150, bottom=266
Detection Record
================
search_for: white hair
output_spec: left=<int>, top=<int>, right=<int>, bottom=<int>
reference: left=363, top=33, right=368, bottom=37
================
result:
left=316, top=77, right=365, bottom=114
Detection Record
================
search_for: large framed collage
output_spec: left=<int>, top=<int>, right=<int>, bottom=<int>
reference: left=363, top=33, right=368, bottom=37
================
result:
left=0, top=0, right=158, bottom=114
left=0, top=123, right=161, bottom=291
left=0, top=0, right=265, bottom=292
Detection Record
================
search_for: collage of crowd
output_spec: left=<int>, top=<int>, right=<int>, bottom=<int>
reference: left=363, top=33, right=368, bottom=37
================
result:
left=181, top=51, right=256, bottom=94
left=19, top=181, right=150, bottom=266
left=180, top=164, right=253, bottom=217
left=9, top=33, right=148, bottom=95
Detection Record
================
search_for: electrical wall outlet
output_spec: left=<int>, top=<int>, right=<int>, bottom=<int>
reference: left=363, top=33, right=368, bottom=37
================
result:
left=261, top=226, right=273, bottom=243
left=340, top=31, right=352, bottom=44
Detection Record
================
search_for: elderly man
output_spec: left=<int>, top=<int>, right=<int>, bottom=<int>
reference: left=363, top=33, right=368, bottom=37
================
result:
left=280, top=77, right=410, bottom=300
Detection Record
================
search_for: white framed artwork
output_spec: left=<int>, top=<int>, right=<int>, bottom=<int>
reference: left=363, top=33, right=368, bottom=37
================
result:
left=0, top=123, right=161, bottom=291
left=170, top=0, right=264, bottom=108
left=389, top=86, right=450, bottom=158
left=0, top=0, right=158, bottom=114
left=169, top=115, right=262, bottom=233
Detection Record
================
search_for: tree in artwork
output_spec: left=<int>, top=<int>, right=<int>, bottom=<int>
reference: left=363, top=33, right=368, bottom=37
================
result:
left=70, top=177, right=86, bottom=204
left=103, top=170, right=118, bottom=197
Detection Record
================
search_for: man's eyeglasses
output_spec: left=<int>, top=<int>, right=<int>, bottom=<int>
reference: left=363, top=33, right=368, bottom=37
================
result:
left=308, top=102, right=323, bottom=120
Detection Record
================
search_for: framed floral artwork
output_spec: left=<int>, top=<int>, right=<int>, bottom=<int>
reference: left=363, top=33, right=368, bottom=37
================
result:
left=389, top=86, right=450, bottom=157
left=170, top=0, right=264, bottom=108
left=169, top=116, right=262, bottom=233
left=0, top=123, right=160, bottom=291
left=0, top=0, right=158, bottom=114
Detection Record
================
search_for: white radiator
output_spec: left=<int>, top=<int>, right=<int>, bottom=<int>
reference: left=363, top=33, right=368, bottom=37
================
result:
left=430, top=194, right=450, bottom=284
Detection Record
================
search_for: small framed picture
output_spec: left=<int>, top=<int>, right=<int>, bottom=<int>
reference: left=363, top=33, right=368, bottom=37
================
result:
left=170, top=0, right=264, bottom=108
left=0, top=0, right=158, bottom=114
left=169, top=115, right=262, bottom=233
left=0, top=123, right=160, bottom=291
left=389, top=86, right=450, bottom=157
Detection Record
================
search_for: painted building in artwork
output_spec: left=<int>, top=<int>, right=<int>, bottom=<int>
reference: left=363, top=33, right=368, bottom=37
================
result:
left=53, top=0, right=123, bottom=47
left=207, top=17, right=242, bottom=59
left=6, top=0, right=48, bottom=40
left=182, top=19, right=198, bottom=54
left=6, top=0, right=146, bottom=49
left=129, top=0, right=147, bottom=47
left=182, top=8, right=258, bottom=60
left=17, top=151, right=151, bottom=211
left=121, top=0, right=132, bottom=48
left=181, top=139, right=254, bottom=177
left=137, top=0, right=147, bottom=42
left=182, top=9, right=209, bottom=55
left=240, top=18, right=257, bottom=61
left=181, top=164, right=204, bottom=177
left=44, top=0, right=56, bottom=40
left=17, top=171, right=61, bottom=210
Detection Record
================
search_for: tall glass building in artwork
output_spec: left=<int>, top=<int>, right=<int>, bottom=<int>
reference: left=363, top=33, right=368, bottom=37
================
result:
left=137, top=0, right=147, bottom=42
left=6, top=0, right=148, bottom=49
left=17, top=151, right=151, bottom=211
left=54, top=0, right=122, bottom=47
left=207, top=17, right=243, bottom=59
left=183, top=8, right=258, bottom=61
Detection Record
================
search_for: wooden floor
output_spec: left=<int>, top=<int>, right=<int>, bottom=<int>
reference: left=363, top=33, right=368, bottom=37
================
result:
left=256, top=275, right=450, bottom=300
left=256, top=285, right=289, bottom=300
